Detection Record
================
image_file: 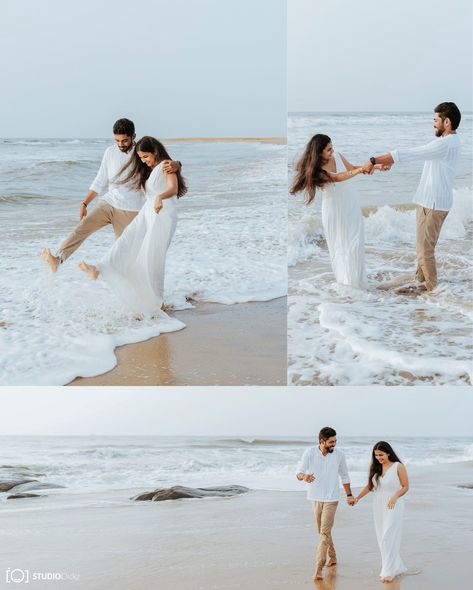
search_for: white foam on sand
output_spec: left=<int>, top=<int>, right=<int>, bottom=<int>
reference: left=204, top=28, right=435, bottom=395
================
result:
left=288, top=188, right=473, bottom=385
left=0, top=143, right=286, bottom=385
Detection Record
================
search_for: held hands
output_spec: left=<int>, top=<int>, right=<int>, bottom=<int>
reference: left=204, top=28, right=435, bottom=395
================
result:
left=303, top=473, right=316, bottom=484
left=362, top=162, right=391, bottom=175
left=347, top=495, right=356, bottom=506
left=154, top=197, right=164, bottom=214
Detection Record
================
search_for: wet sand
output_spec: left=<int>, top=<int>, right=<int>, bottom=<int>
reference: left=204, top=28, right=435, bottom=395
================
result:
left=0, top=461, right=470, bottom=589
left=69, top=299, right=286, bottom=386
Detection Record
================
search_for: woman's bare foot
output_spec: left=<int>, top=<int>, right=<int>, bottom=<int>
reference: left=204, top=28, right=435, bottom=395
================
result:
left=41, top=248, right=60, bottom=273
left=79, top=261, right=100, bottom=280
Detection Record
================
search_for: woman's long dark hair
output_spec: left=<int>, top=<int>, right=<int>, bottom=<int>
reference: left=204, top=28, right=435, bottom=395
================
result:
left=368, top=441, right=403, bottom=491
left=117, top=136, right=187, bottom=198
left=289, top=134, right=333, bottom=204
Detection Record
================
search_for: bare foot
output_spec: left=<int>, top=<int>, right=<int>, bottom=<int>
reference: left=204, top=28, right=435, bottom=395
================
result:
left=313, top=569, right=323, bottom=580
left=395, top=284, right=427, bottom=296
left=327, top=559, right=337, bottom=567
left=79, top=261, right=100, bottom=280
left=41, top=248, right=60, bottom=273
left=377, top=273, right=416, bottom=291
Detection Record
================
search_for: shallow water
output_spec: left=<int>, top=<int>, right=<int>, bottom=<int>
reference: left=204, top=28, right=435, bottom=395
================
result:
left=1, top=435, right=471, bottom=504
left=0, top=139, right=286, bottom=385
left=288, top=113, right=473, bottom=386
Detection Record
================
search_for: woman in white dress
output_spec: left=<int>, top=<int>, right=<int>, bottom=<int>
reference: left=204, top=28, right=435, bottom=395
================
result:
left=79, top=136, right=187, bottom=317
left=290, top=134, right=387, bottom=289
left=355, top=441, right=409, bottom=583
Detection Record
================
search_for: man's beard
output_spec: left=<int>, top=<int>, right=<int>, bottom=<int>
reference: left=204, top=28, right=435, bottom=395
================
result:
left=327, top=447, right=335, bottom=453
left=435, top=127, right=444, bottom=137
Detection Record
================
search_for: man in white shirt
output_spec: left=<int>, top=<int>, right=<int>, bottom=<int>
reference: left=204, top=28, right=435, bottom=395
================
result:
left=296, top=427, right=355, bottom=581
left=364, top=102, right=462, bottom=293
left=41, top=118, right=180, bottom=272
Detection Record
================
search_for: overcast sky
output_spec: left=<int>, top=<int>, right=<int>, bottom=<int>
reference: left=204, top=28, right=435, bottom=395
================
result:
left=0, top=388, right=471, bottom=437
left=289, top=0, right=472, bottom=112
left=1, top=0, right=286, bottom=138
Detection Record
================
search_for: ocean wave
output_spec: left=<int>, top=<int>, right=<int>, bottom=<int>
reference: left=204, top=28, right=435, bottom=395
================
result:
left=289, top=187, right=472, bottom=268
left=0, top=142, right=286, bottom=385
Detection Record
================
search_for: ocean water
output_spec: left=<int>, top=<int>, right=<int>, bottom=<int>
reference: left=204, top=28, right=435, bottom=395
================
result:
left=0, top=139, right=286, bottom=385
left=1, top=436, right=472, bottom=504
left=288, top=112, right=473, bottom=386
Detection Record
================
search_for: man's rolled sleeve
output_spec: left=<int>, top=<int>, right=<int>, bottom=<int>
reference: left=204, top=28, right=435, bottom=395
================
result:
left=338, top=454, right=350, bottom=485
left=390, top=138, right=448, bottom=164
left=89, top=152, right=109, bottom=194
left=296, top=449, right=310, bottom=476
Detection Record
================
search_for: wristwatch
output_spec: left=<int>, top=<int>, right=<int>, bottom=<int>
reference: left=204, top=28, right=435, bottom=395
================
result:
left=369, top=157, right=376, bottom=165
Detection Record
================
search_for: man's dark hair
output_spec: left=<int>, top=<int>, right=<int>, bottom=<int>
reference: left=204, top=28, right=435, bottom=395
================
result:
left=113, top=118, right=135, bottom=136
left=319, top=426, right=336, bottom=442
left=435, top=102, right=461, bottom=130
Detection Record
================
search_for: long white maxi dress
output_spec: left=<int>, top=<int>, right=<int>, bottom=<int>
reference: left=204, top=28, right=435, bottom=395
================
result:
left=320, top=154, right=367, bottom=289
left=97, top=162, right=184, bottom=327
left=373, top=463, right=408, bottom=581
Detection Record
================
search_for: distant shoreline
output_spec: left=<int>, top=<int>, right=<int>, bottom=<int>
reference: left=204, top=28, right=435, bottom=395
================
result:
left=1, top=137, right=287, bottom=144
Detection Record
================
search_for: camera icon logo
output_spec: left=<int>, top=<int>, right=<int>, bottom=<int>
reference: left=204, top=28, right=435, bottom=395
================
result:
left=5, top=569, right=30, bottom=584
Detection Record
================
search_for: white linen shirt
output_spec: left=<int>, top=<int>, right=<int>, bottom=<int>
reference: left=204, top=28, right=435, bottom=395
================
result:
left=89, top=145, right=145, bottom=212
left=296, top=446, right=350, bottom=502
left=390, top=133, right=460, bottom=212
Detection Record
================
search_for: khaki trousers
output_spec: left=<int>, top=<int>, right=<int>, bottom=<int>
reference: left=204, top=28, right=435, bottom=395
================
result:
left=313, top=501, right=338, bottom=570
left=415, top=206, right=448, bottom=291
left=57, top=200, right=138, bottom=262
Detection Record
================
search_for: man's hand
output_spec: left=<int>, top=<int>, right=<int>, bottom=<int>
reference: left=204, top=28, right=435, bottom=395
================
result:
left=80, top=203, right=88, bottom=221
left=303, top=473, right=315, bottom=483
left=347, top=495, right=356, bottom=506
left=163, top=160, right=180, bottom=174
left=373, top=163, right=392, bottom=172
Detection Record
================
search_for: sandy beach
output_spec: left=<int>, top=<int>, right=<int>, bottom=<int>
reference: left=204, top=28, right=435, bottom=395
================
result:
left=68, top=298, right=287, bottom=386
left=1, top=461, right=470, bottom=589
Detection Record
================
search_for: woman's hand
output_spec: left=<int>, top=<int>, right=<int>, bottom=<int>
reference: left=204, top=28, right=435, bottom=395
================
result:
left=362, top=162, right=374, bottom=174
left=387, top=496, right=398, bottom=509
left=154, top=197, right=163, bottom=214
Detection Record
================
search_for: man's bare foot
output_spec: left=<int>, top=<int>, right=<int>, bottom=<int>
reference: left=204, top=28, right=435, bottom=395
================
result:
left=41, top=248, right=60, bottom=273
left=377, top=273, right=416, bottom=291
left=395, top=284, right=427, bottom=296
left=313, top=569, right=323, bottom=580
left=79, top=261, right=100, bottom=280
left=327, top=558, right=337, bottom=567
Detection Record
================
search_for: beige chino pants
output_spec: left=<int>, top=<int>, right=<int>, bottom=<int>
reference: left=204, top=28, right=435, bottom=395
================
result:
left=57, top=200, right=138, bottom=262
left=313, top=501, right=338, bottom=570
left=415, top=206, right=449, bottom=291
